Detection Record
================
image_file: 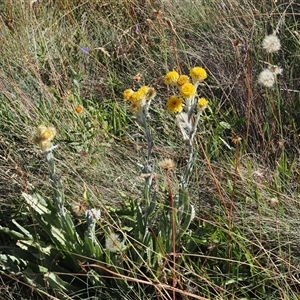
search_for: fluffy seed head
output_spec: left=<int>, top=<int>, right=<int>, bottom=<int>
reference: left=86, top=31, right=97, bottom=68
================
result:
left=258, top=69, right=275, bottom=87
left=105, top=232, right=123, bottom=252
left=159, top=158, right=175, bottom=171
left=262, top=34, right=281, bottom=53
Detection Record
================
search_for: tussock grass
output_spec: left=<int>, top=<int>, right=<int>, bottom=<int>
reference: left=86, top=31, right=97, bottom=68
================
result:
left=0, top=0, right=300, bottom=299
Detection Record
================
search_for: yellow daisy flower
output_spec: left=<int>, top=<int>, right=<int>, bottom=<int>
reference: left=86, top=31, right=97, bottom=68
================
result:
left=123, top=89, right=134, bottom=101
left=35, top=125, right=57, bottom=150
left=138, top=85, right=149, bottom=94
left=164, top=71, right=179, bottom=85
left=179, top=82, right=196, bottom=98
left=190, top=67, right=207, bottom=83
left=177, top=75, right=190, bottom=87
left=130, top=90, right=145, bottom=102
left=197, top=97, right=209, bottom=112
left=166, top=95, right=185, bottom=113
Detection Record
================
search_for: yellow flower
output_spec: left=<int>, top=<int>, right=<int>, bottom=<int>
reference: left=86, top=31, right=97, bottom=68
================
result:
left=35, top=125, right=57, bottom=150
left=75, top=105, right=84, bottom=113
left=123, top=89, right=134, bottom=100
left=190, top=67, right=207, bottom=83
left=138, top=85, right=149, bottom=94
left=42, top=129, right=53, bottom=140
left=177, top=75, right=190, bottom=87
left=164, top=71, right=179, bottom=85
left=36, top=125, right=56, bottom=142
left=166, top=95, right=185, bottom=113
left=130, top=90, right=144, bottom=102
left=197, top=97, right=209, bottom=112
left=179, top=82, right=196, bottom=98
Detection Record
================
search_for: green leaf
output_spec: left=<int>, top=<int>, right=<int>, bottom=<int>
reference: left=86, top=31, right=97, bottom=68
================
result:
left=0, top=225, right=25, bottom=239
left=22, top=192, right=50, bottom=215
left=12, top=219, right=33, bottom=239
left=50, top=225, right=67, bottom=248
left=219, top=121, right=231, bottom=129
left=0, top=254, right=28, bottom=274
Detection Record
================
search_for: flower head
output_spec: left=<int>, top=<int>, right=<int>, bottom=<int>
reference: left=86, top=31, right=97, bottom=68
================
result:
left=258, top=69, right=275, bottom=87
left=130, top=101, right=142, bottom=114
left=105, top=232, right=123, bottom=252
left=75, top=105, right=84, bottom=113
left=35, top=125, right=57, bottom=150
left=177, top=75, right=190, bottom=87
left=269, top=197, right=279, bottom=207
left=268, top=65, right=283, bottom=75
left=197, top=97, right=209, bottom=112
left=123, top=89, right=134, bottom=100
left=81, top=46, right=89, bottom=54
left=166, top=96, right=185, bottom=113
left=180, top=82, right=196, bottom=98
left=138, top=85, right=149, bottom=94
left=130, top=90, right=145, bottom=102
left=190, top=67, right=207, bottom=83
left=262, top=34, right=281, bottom=53
left=164, top=71, right=179, bottom=85
left=159, top=158, right=175, bottom=171
left=145, top=87, right=156, bottom=99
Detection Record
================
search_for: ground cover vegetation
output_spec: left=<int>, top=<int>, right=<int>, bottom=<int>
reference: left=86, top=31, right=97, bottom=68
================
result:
left=0, top=0, right=300, bottom=299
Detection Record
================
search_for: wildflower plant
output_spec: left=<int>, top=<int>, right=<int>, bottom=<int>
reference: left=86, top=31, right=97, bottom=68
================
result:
left=0, top=125, right=107, bottom=298
left=165, top=67, right=209, bottom=185
left=120, top=66, right=208, bottom=295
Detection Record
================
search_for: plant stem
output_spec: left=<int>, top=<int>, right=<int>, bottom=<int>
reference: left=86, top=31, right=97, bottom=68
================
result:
left=166, top=169, right=176, bottom=300
left=44, top=147, right=65, bottom=218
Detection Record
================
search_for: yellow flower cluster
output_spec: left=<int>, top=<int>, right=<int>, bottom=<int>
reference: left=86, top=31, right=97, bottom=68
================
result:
left=164, top=67, right=208, bottom=113
left=35, top=125, right=57, bottom=150
left=123, top=85, right=156, bottom=114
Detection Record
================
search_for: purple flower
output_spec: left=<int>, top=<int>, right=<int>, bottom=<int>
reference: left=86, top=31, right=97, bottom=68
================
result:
left=81, top=46, right=89, bottom=54
left=133, top=24, right=139, bottom=33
